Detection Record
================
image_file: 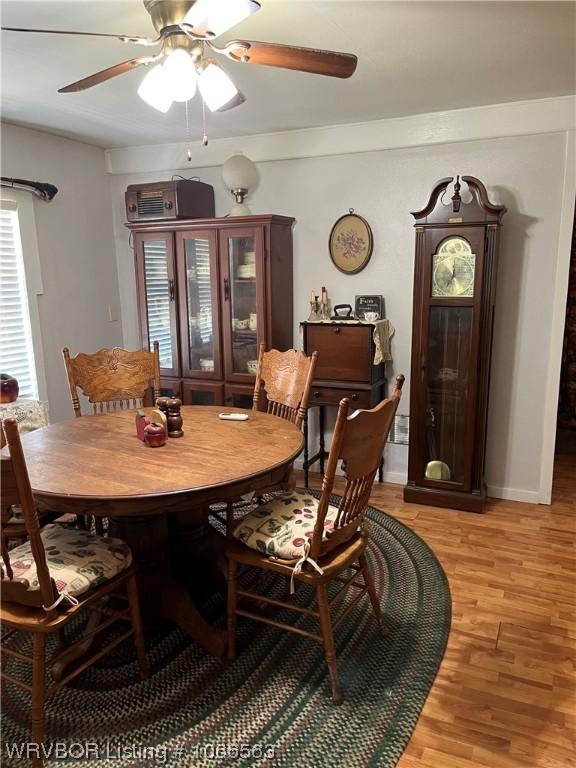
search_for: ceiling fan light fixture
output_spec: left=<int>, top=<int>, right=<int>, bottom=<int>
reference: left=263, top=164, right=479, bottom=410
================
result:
left=182, top=0, right=260, bottom=39
left=163, top=48, right=197, bottom=102
left=137, top=63, right=172, bottom=112
left=198, top=61, right=238, bottom=112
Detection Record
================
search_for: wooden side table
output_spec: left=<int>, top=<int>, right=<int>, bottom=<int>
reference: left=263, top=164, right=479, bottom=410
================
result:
left=301, top=321, right=386, bottom=485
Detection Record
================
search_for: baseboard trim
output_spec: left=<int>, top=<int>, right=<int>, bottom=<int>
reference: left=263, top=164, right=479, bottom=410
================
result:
left=381, top=471, right=408, bottom=486
left=486, top=485, right=541, bottom=504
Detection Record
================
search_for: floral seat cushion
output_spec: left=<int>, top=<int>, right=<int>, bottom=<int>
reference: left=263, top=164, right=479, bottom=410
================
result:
left=7, top=524, right=133, bottom=597
left=232, top=491, right=341, bottom=560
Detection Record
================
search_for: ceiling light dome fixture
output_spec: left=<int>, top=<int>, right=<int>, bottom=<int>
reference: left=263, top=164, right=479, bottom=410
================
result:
left=162, top=47, right=197, bottom=102
left=137, top=63, right=173, bottom=112
left=198, top=59, right=238, bottom=112
left=137, top=52, right=238, bottom=115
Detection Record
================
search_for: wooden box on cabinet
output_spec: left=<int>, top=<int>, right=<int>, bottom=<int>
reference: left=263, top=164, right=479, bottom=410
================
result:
left=128, top=214, right=294, bottom=407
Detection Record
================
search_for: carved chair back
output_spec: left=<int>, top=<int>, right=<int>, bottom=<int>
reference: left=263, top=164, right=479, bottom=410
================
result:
left=1, top=418, right=57, bottom=609
left=309, top=375, right=405, bottom=560
left=252, top=343, right=318, bottom=429
left=62, top=342, right=161, bottom=417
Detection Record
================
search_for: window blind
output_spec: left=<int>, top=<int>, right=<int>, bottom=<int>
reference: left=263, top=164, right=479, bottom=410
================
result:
left=186, top=238, right=212, bottom=344
left=143, top=240, right=173, bottom=368
left=0, top=206, right=38, bottom=398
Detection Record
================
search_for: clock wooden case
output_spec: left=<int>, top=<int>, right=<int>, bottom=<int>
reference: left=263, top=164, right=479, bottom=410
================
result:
left=404, top=176, right=506, bottom=513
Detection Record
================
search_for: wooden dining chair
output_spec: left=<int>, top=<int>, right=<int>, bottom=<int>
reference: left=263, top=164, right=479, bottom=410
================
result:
left=253, top=342, right=318, bottom=428
left=226, top=375, right=404, bottom=704
left=214, top=343, right=318, bottom=537
left=0, top=423, right=61, bottom=545
left=62, top=341, right=161, bottom=533
left=0, top=418, right=148, bottom=766
left=62, top=341, right=161, bottom=418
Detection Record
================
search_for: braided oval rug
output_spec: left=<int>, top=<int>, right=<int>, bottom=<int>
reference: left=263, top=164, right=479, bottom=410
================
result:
left=2, top=493, right=451, bottom=768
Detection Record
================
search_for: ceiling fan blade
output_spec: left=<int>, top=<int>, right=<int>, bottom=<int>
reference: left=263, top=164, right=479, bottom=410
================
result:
left=58, top=55, right=162, bottom=93
left=181, top=0, right=260, bottom=40
left=215, top=40, right=357, bottom=79
left=215, top=90, right=246, bottom=112
left=2, top=27, right=159, bottom=45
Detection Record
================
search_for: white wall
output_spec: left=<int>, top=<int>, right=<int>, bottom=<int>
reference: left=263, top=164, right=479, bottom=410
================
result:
left=1, top=123, right=122, bottom=423
left=108, top=119, right=574, bottom=504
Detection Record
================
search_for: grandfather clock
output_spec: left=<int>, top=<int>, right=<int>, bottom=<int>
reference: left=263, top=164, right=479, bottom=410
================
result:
left=404, top=176, right=506, bottom=512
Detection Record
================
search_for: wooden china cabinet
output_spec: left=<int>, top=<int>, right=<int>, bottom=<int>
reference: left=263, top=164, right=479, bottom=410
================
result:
left=126, top=214, right=294, bottom=408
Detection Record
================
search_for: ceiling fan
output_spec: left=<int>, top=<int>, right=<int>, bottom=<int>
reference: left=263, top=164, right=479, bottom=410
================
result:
left=3, top=0, right=358, bottom=114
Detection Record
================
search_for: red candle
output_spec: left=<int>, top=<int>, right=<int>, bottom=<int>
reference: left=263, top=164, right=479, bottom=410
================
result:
left=135, top=409, right=150, bottom=441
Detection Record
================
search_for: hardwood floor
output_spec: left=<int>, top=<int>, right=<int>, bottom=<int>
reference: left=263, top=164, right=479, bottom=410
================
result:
left=295, top=454, right=576, bottom=768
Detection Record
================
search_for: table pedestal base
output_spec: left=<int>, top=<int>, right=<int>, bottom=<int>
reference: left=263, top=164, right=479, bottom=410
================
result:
left=109, top=512, right=227, bottom=657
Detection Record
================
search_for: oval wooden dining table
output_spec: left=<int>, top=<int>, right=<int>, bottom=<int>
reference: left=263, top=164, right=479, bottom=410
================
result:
left=18, top=406, right=304, bottom=658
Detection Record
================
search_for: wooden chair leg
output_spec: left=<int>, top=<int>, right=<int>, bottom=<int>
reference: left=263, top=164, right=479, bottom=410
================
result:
left=316, top=583, right=343, bottom=705
left=225, top=503, right=234, bottom=539
left=31, top=633, right=46, bottom=765
left=126, top=574, right=149, bottom=679
left=359, top=553, right=386, bottom=635
left=56, top=628, right=67, bottom=651
left=227, top=557, right=238, bottom=660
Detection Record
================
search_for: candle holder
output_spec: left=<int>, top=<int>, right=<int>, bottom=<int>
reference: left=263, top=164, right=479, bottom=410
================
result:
left=319, top=285, right=330, bottom=321
left=319, top=300, right=331, bottom=321
left=307, top=299, right=320, bottom=321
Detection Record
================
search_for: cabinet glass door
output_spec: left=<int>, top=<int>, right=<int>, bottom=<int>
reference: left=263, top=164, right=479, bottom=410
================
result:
left=135, top=233, right=178, bottom=377
left=220, top=228, right=264, bottom=381
left=423, top=306, right=473, bottom=487
left=176, top=230, right=220, bottom=378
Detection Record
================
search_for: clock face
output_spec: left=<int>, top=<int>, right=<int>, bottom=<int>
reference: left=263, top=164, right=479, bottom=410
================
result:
left=431, top=237, right=476, bottom=298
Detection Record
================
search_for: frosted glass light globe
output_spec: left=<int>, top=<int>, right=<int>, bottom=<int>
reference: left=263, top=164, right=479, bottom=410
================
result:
left=138, top=64, right=172, bottom=112
left=198, top=62, right=238, bottom=112
left=163, top=48, right=197, bottom=102
left=222, top=154, right=258, bottom=215
left=222, top=154, right=258, bottom=193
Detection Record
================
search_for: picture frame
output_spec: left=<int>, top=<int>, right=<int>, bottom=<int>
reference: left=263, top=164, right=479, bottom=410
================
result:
left=355, top=294, right=384, bottom=320
left=329, top=209, right=373, bottom=274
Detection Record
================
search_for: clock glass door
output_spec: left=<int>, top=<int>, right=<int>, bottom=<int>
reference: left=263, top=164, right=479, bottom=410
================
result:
left=423, top=306, right=473, bottom=486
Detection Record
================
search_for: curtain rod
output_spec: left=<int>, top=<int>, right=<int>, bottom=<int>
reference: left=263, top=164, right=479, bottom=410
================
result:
left=0, top=177, right=58, bottom=201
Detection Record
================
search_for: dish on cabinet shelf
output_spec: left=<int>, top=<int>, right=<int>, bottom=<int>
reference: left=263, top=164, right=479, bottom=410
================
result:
left=246, top=359, right=258, bottom=375
left=233, top=318, right=250, bottom=330
left=199, top=358, right=214, bottom=371
left=237, top=265, right=256, bottom=278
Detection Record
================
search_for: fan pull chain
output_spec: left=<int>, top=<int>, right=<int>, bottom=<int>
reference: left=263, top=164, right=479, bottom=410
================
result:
left=202, top=98, right=208, bottom=146
left=185, top=100, right=192, bottom=162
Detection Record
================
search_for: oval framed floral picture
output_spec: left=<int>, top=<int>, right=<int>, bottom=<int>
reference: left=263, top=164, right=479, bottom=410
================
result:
left=329, top=210, right=373, bottom=274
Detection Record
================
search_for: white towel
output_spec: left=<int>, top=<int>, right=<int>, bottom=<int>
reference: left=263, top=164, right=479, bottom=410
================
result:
left=373, top=319, right=395, bottom=364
